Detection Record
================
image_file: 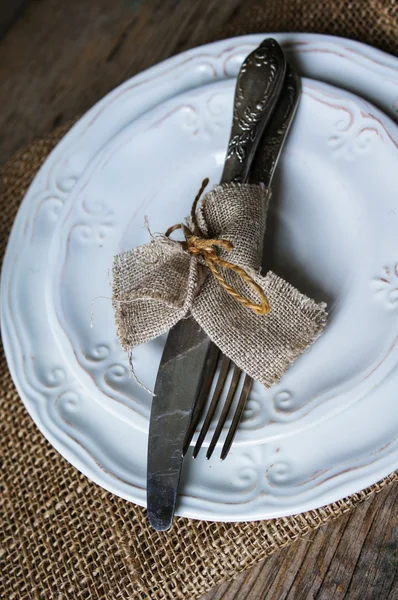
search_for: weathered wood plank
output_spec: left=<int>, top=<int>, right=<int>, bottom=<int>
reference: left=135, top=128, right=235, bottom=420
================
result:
left=0, top=0, right=250, bottom=164
left=0, top=0, right=27, bottom=37
left=318, top=483, right=398, bottom=600
left=201, top=484, right=398, bottom=600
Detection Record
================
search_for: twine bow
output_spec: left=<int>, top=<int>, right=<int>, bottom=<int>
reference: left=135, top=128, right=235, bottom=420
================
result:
left=165, top=179, right=270, bottom=316
left=112, top=181, right=327, bottom=388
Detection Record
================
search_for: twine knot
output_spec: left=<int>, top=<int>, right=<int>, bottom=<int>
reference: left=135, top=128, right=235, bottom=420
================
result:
left=165, top=178, right=270, bottom=316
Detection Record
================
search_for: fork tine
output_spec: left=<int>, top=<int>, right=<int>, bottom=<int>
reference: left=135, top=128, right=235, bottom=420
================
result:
left=192, top=355, right=231, bottom=458
left=183, top=344, right=220, bottom=455
left=206, top=364, right=242, bottom=459
left=220, top=373, right=253, bottom=460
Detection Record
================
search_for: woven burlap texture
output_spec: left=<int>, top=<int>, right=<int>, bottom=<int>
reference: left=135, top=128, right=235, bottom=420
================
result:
left=223, top=0, right=398, bottom=55
left=113, top=183, right=326, bottom=386
left=1, top=2, right=398, bottom=598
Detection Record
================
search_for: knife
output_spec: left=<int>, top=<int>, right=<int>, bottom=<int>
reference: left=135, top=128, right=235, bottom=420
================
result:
left=146, top=39, right=286, bottom=531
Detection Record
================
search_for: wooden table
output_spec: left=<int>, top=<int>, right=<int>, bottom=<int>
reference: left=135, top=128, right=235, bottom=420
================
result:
left=1, top=2, right=397, bottom=598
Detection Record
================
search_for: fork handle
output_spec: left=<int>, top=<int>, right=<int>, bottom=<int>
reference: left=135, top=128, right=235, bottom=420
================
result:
left=221, top=38, right=286, bottom=184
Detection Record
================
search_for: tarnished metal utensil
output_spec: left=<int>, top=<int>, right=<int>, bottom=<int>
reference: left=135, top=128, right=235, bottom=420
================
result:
left=183, top=64, right=302, bottom=461
left=147, top=38, right=286, bottom=531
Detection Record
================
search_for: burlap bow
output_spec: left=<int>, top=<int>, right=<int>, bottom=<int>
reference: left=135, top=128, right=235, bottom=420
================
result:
left=112, top=182, right=327, bottom=387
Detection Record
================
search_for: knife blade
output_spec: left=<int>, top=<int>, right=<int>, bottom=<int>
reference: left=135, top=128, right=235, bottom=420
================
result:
left=147, top=38, right=286, bottom=531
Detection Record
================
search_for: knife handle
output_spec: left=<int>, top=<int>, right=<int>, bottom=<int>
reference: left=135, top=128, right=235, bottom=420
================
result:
left=221, top=38, right=286, bottom=185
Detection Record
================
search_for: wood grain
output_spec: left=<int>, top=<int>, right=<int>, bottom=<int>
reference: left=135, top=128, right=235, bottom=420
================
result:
left=0, top=0, right=27, bottom=37
left=1, top=1, right=397, bottom=599
left=0, top=0, right=249, bottom=165
left=202, top=483, right=398, bottom=600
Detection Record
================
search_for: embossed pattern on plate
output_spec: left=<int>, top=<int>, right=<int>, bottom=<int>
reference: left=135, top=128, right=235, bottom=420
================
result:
left=2, top=34, right=398, bottom=521
left=46, top=80, right=398, bottom=444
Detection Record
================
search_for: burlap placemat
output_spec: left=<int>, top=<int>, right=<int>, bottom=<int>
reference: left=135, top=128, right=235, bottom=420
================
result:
left=223, top=0, right=398, bottom=55
left=1, top=2, right=398, bottom=599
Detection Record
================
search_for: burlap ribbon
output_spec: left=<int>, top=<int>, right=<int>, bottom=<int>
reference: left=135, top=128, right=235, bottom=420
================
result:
left=112, top=182, right=327, bottom=386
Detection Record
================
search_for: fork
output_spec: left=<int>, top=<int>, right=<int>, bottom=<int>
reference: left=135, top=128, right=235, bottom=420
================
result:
left=183, top=64, right=301, bottom=460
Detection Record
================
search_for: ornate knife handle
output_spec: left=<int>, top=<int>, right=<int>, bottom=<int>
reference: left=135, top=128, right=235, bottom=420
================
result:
left=221, top=38, right=286, bottom=184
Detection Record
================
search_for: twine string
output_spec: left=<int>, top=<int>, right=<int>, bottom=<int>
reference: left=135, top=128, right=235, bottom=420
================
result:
left=165, top=178, right=270, bottom=316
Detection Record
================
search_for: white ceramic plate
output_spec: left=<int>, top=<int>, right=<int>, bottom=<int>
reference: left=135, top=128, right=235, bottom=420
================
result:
left=2, top=34, right=398, bottom=521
